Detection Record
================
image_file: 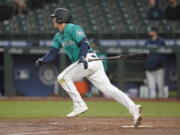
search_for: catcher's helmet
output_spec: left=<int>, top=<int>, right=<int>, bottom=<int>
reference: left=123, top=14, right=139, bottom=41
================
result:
left=50, top=8, right=71, bottom=24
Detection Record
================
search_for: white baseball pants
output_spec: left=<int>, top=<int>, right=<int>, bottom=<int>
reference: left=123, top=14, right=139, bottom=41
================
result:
left=146, top=68, right=165, bottom=98
left=57, top=52, right=136, bottom=114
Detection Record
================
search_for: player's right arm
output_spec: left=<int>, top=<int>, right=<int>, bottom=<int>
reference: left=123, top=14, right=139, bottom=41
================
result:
left=35, top=33, right=61, bottom=67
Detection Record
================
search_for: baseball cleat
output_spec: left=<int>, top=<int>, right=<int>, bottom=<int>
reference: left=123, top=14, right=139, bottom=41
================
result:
left=133, top=105, right=143, bottom=128
left=67, top=105, right=88, bottom=118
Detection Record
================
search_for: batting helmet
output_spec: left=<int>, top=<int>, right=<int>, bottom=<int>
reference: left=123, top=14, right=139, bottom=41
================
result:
left=50, top=8, right=71, bottom=24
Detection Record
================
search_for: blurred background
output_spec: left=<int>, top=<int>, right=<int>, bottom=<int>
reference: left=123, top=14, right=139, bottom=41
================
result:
left=0, top=0, right=180, bottom=99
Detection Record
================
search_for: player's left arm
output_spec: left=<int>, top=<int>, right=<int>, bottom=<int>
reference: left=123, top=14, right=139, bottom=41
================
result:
left=79, top=38, right=90, bottom=58
left=78, top=38, right=90, bottom=69
left=71, top=26, right=90, bottom=69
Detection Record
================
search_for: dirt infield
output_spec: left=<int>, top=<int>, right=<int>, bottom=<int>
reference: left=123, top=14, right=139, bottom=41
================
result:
left=0, top=97, right=180, bottom=135
left=0, top=118, right=180, bottom=135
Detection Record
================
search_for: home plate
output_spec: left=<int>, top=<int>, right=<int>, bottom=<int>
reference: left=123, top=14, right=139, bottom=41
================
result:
left=122, top=125, right=153, bottom=128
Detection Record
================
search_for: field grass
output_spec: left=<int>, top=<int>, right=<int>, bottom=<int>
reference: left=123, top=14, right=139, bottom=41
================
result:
left=0, top=100, right=179, bottom=118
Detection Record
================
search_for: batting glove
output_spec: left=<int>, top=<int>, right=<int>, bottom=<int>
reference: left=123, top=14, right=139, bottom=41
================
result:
left=35, top=58, right=43, bottom=67
left=78, top=56, right=88, bottom=69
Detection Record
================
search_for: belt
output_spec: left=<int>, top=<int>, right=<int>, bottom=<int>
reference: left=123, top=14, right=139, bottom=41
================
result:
left=88, top=50, right=97, bottom=58
left=88, top=50, right=95, bottom=54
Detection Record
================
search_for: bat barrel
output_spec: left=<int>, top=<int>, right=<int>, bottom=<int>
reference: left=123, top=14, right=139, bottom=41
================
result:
left=88, top=52, right=149, bottom=62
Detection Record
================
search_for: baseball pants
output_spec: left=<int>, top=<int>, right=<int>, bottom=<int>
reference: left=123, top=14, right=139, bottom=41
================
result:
left=57, top=52, right=136, bottom=114
left=146, top=68, right=165, bottom=98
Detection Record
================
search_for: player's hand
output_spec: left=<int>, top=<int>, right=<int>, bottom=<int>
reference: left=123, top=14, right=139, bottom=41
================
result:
left=78, top=56, right=88, bottom=69
left=35, top=58, right=43, bottom=67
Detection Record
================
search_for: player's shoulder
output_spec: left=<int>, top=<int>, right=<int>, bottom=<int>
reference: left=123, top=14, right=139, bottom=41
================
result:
left=67, top=23, right=83, bottom=31
left=68, top=23, right=81, bottom=28
left=54, top=32, right=60, bottom=37
left=68, top=23, right=82, bottom=30
left=67, top=23, right=86, bottom=37
left=52, top=32, right=62, bottom=42
left=53, top=32, right=61, bottom=39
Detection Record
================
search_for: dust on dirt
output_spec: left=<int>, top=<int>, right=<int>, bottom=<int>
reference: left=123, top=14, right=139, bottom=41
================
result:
left=0, top=118, right=180, bottom=135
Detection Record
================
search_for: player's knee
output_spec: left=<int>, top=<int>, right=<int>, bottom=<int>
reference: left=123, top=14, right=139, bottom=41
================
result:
left=57, top=73, right=72, bottom=83
left=57, top=74, right=64, bottom=83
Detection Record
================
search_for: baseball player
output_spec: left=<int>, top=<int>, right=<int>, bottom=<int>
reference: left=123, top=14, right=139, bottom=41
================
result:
left=35, top=8, right=143, bottom=127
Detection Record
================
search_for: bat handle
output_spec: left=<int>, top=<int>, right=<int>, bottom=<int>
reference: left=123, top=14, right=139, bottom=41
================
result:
left=88, top=59, right=98, bottom=62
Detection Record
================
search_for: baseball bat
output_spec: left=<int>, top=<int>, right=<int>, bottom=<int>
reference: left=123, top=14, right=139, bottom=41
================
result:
left=88, top=52, right=149, bottom=62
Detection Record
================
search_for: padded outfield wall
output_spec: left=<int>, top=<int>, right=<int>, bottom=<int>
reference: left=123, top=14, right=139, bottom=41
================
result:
left=0, top=46, right=180, bottom=97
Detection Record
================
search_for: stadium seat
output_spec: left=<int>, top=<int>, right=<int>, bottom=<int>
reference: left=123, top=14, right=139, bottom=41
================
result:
left=0, top=0, right=179, bottom=36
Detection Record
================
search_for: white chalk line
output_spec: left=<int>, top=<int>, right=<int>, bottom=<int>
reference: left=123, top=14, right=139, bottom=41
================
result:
left=122, top=125, right=153, bottom=128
